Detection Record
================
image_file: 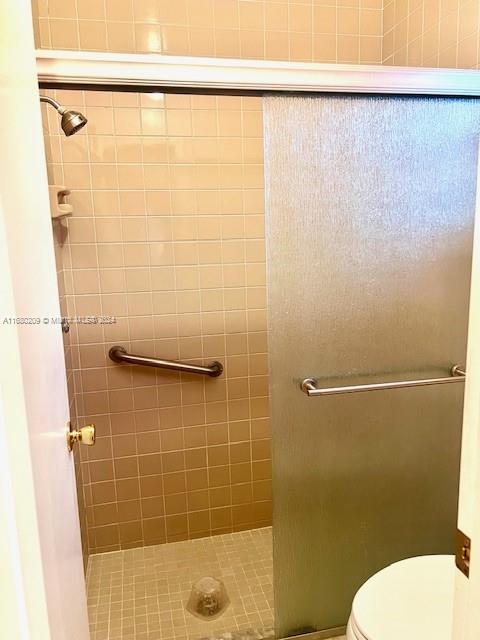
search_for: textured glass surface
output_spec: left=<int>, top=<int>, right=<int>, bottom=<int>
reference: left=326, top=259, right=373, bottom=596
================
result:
left=264, top=96, right=480, bottom=635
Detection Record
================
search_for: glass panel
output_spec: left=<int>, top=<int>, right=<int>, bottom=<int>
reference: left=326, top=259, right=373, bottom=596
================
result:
left=264, top=96, right=480, bottom=635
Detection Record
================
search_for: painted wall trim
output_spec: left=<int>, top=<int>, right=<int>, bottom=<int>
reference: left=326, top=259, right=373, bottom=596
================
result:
left=37, top=49, right=480, bottom=95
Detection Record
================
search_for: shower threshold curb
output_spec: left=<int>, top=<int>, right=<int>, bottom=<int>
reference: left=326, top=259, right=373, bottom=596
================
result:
left=198, top=626, right=346, bottom=640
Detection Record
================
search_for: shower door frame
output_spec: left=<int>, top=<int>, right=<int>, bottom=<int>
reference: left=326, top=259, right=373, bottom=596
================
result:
left=32, top=47, right=480, bottom=639
left=36, top=49, right=480, bottom=96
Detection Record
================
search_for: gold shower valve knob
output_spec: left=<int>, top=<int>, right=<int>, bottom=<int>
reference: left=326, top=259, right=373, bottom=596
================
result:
left=67, top=423, right=96, bottom=451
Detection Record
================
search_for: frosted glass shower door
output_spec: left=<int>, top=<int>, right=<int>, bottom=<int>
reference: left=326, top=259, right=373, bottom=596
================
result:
left=264, top=96, right=480, bottom=635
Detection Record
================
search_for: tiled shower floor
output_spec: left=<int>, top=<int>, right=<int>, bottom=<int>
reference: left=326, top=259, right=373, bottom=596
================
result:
left=87, top=527, right=274, bottom=640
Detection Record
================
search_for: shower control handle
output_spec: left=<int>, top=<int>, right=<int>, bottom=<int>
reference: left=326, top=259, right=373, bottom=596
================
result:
left=67, top=422, right=96, bottom=452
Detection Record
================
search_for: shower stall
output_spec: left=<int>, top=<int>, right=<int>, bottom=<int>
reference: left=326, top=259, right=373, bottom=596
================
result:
left=28, top=35, right=480, bottom=640
left=43, top=87, right=274, bottom=640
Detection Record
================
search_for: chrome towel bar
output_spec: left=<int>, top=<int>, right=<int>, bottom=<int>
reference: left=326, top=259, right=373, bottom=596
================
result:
left=301, top=365, right=466, bottom=397
left=109, top=346, right=223, bottom=377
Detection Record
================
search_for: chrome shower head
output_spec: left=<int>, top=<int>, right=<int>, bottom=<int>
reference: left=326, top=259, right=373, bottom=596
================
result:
left=40, top=95, right=88, bottom=136
left=60, top=109, right=88, bottom=136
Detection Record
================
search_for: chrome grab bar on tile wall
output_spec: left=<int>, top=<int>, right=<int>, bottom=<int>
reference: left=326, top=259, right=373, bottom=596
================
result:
left=109, top=346, right=223, bottom=378
left=301, top=365, right=466, bottom=397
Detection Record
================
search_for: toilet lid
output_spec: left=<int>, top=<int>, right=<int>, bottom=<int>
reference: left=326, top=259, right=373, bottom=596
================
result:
left=351, top=555, right=454, bottom=640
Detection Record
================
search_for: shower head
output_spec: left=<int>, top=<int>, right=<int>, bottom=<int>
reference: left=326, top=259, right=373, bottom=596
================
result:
left=40, top=95, right=88, bottom=136
left=60, top=109, right=88, bottom=136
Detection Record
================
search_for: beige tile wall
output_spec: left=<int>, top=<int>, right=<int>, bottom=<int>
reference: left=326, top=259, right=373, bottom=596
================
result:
left=34, top=0, right=383, bottom=64
left=43, top=88, right=270, bottom=553
left=383, top=0, right=480, bottom=68
left=34, top=0, right=480, bottom=69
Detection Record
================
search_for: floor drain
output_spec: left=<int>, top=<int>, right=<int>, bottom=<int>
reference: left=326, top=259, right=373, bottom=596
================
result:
left=186, top=576, right=230, bottom=620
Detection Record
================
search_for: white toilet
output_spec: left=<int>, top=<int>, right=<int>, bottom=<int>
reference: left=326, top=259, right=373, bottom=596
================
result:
left=346, top=555, right=455, bottom=639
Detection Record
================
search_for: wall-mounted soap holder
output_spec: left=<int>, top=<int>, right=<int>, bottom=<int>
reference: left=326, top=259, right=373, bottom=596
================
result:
left=49, top=185, right=73, bottom=220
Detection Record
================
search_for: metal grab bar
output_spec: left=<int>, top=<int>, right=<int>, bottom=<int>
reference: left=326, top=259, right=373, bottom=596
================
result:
left=301, top=365, right=466, bottom=397
left=109, top=346, right=223, bottom=378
